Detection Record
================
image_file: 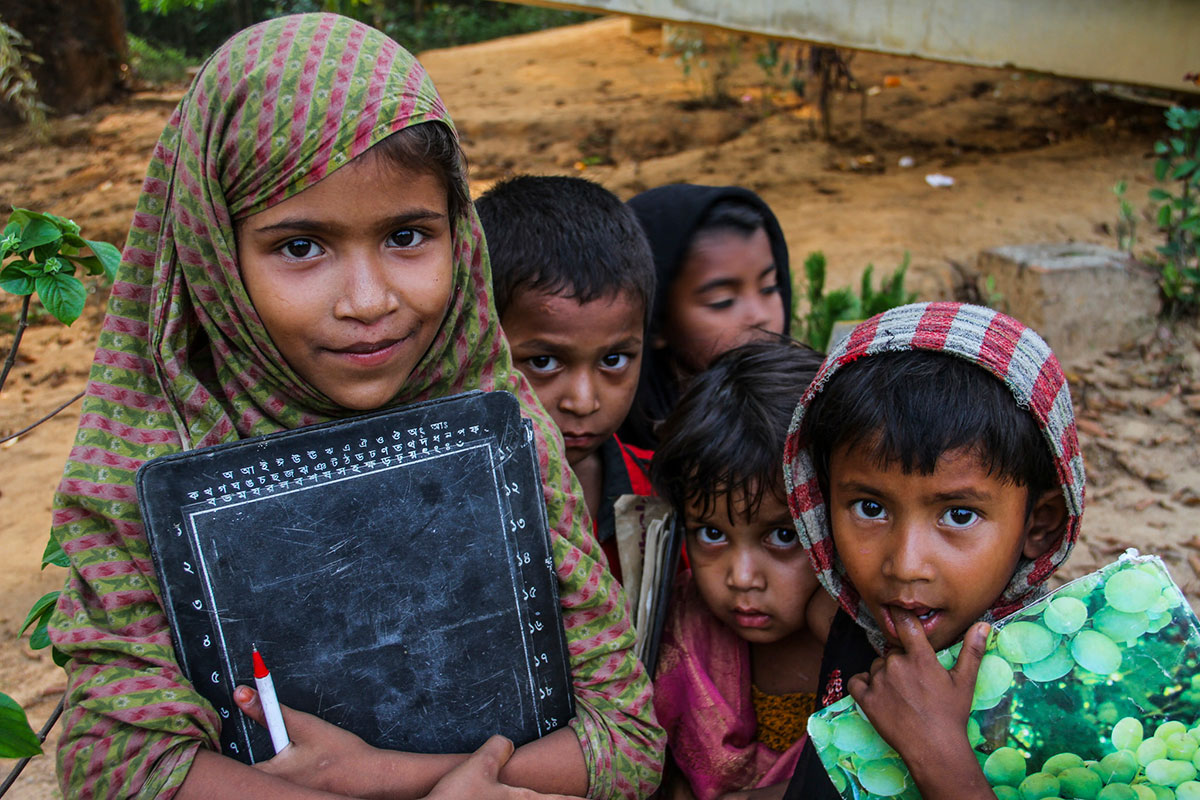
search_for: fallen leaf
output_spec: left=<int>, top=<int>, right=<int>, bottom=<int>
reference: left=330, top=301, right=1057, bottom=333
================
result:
left=1189, top=554, right=1200, bottom=578
left=1134, top=497, right=1156, bottom=511
left=1173, top=488, right=1200, bottom=507
left=1076, top=418, right=1108, bottom=438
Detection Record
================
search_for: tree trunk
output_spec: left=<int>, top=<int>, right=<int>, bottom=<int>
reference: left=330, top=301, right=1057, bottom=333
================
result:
left=0, top=0, right=126, bottom=116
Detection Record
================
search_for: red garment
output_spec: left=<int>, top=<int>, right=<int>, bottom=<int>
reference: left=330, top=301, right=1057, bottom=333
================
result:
left=597, top=436, right=654, bottom=581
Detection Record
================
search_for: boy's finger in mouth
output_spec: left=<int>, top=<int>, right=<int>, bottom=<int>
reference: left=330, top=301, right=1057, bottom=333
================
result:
left=882, top=603, right=941, bottom=641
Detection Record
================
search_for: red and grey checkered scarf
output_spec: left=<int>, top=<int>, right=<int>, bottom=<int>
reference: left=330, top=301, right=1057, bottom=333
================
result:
left=783, top=302, right=1084, bottom=651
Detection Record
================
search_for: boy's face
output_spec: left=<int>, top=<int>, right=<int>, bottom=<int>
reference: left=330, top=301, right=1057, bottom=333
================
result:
left=503, top=289, right=644, bottom=467
left=237, top=160, right=453, bottom=411
left=685, top=487, right=821, bottom=645
left=659, top=227, right=784, bottom=374
left=827, top=443, right=1062, bottom=652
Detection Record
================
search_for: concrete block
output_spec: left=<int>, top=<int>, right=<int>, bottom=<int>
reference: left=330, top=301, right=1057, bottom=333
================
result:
left=977, top=243, right=1160, bottom=365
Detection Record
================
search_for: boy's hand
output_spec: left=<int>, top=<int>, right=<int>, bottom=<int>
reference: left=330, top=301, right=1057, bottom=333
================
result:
left=846, top=609, right=994, bottom=800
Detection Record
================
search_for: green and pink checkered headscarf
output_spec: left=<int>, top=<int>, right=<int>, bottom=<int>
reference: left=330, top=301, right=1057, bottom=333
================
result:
left=783, top=302, right=1085, bottom=651
left=49, top=14, right=661, bottom=798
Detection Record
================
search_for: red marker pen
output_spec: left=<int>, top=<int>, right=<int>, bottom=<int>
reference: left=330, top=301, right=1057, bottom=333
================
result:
left=252, top=645, right=290, bottom=754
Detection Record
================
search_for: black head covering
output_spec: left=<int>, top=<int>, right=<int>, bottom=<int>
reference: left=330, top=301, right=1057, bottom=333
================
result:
left=621, top=183, right=793, bottom=449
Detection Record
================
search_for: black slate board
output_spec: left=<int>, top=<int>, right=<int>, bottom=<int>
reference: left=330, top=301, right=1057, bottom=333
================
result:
left=137, top=390, right=574, bottom=765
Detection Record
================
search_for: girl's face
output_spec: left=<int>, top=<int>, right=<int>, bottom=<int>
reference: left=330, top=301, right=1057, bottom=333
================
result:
left=237, top=156, right=454, bottom=411
left=658, top=227, right=784, bottom=375
left=684, top=486, right=821, bottom=645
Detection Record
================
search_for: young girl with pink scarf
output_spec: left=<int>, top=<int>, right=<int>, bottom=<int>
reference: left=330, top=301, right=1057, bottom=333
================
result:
left=648, top=340, right=833, bottom=800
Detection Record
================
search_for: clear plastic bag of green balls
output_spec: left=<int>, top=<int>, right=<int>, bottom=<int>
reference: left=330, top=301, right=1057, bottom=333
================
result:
left=807, top=552, right=1200, bottom=800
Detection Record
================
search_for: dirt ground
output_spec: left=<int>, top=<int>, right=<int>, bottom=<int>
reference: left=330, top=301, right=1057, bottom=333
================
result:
left=0, top=17, right=1197, bottom=797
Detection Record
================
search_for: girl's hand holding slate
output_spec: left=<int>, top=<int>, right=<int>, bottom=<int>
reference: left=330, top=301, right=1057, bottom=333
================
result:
left=846, top=609, right=995, bottom=800
left=235, top=685, right=388, bottom=796
left=424, top=735, right=584, bottom=800
left=236, top=687, right=586, bottom=800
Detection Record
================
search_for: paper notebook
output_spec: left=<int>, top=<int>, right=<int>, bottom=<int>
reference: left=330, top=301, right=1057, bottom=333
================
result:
left=137, top=390, right=574, bottom=765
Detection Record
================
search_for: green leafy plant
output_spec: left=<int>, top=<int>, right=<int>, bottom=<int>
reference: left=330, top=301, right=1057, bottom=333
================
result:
left=0, top=18, right=48, bottom=135
left=0, top=212, right=115, bottom=767
left=663, top=24, right=742, bottom=108
left=127, top=34, right=195, bottom=85
left=799, top=251, right=917, bottom=351
left=1112, top=180, right=1137, bottom=253
left=1147, top=105, right=1200, bottom=315
left=752, top=40, right=803, bottom=115
left=0, top=208, right=120, bottom=392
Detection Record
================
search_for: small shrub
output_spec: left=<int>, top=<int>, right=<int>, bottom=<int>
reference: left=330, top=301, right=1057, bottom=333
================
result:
left=663, top=24, right=742, bottom=108
left=0, top=19, right=48, bottom=135
left=127, top=34, right=194, bottom=85
left=1147, top=105, right=1200, bottom=315
left=799, top=251, right=917, bottom=351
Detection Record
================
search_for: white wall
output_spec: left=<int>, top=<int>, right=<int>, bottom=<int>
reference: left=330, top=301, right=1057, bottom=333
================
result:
left=525, top=0, right=1200, bottom=94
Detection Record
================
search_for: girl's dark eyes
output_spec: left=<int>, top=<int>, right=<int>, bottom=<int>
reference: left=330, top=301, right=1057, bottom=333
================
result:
left=388, top=229, right=426, bottom=248
left=282, top=238, right=323, bottom=259
left=705, top=298, right=734, bottom=310
left=760, top=283, right=781, bottom=296
left=766, top=527, right=798, bottom=547
left=526, top=355, right=560, bottom=373
left=693, top=526, right=726, bottom=545
left=600, top=353, right=631, bottom=369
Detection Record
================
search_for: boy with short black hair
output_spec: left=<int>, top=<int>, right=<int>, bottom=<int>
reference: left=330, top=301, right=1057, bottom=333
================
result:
left=781, top=302, right=1085, bottom=800
left=476, top=175, right=656, bottom=577
left=650, top=338, right=832, bottom=800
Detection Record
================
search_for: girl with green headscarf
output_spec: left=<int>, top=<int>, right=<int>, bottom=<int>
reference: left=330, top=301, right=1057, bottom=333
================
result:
left=47, top=13, right=663, bottom=799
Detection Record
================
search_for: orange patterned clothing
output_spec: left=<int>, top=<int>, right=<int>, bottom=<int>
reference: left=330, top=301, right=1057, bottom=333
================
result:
left=751, top=686, right=817, bottom=753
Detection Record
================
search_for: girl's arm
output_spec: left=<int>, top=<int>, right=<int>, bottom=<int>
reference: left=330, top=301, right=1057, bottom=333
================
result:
left=179, top=734, right=585, bottom=800
left=233, top=686, right=586, bottom=799
left=847, top=610, right=995, bottom=800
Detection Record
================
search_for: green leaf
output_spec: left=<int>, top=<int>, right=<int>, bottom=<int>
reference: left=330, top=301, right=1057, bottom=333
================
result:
left=1148, top=187, right=1172, bottom=203
left=83, top=240, right=121, bottom=281
left=19, top=218, right=61, bottom=252
left=0, top=692, right=42, bottom=758
left=1155, top=159, right=1170, bottom=181
left=1154, top=141, right=1169, bottom=155
left=1171, top=160, right=1198, bottom=181
left=803, top=251, right=826, bottom=304
left=33, top=239, right=65, bottom=263
left=42, top=536, right=69, bottom=569
left=28, top=620, right=51, bottom=651
left=68, top=255, right=105, bottom=277
left=20, top=591, right=58, bottom=636
left=35, top=271, right=87, bottom=325
left=1157, top=204, right=1173, bottom=229
left=1171, top=137, right=1187, bottom=155
left=0, top=264, right=37, bottom=295
left=51, top=647, right=70, bottom=668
